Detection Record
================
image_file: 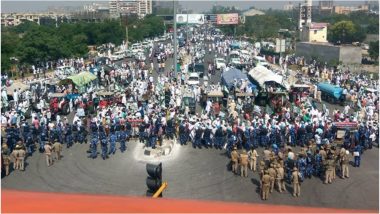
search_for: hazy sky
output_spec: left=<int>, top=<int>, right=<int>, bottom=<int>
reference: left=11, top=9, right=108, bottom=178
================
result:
left=1, top=0, right=375, bottom=13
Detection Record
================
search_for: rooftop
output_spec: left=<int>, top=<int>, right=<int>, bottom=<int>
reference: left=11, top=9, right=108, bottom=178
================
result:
left=242, top=8, right=265, bottom=16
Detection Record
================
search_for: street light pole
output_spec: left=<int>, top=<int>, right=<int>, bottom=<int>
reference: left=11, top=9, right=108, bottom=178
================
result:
left=186, top=8, right=189, bottom=45
left=173, top=0, right=178, bottom=73
left=126, top=25, right=129, bottom=49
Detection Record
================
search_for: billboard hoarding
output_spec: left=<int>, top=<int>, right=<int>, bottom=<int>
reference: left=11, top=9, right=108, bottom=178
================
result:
left=176, top=14, right=188, bottom=24
left=187, top=14, right=204, bottom=24
left=176, top=14, right=205, bottom=24
left=216, top=13, right=239, bottom=25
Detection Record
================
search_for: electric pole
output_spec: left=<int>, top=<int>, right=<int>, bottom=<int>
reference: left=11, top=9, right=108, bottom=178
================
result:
left=173, top=0, right=178, bottom=73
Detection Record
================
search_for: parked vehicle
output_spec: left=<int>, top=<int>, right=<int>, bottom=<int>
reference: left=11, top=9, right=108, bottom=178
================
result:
left=134, top=52, right=146, bottom=62
left=181, top=90, right=196, bottom=114
left=49, top=93, right=70, bottom=117
left=188, top=63, right=205, bottom=78
left=317, top=82, right=345, bottom=105
left=215, top=58, right=226, bottom=70
left=110, top=51, right=125, bottom=61
left=187, top=73, right=200, bottom=86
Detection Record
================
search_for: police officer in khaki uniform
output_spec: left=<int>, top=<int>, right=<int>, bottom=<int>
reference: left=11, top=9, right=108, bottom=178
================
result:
left=247, top=148, right=258, bottom=171
left=52, top=141, right=63, bottom=160
left=259, top=160, right=266, bottom=179
left=275, top=163, right=286, bottom=193
left=341, top=150, right=350, bottom=179
left=11, top=147, right=20, bottom=170
left=324, top=154, right=334, bottom=184
left=291, top=167, right=301, bottom=197
left=268, top=163, right=277, bottom=193
left=230, top=147, right=239, bottom=174
left=44, top=142, right=53, bottom=167
left=18, top=146, right=26, bottom=171
left=2, top=144, right=11, bottom=176
left=261, top=170, right=273, bottom=200
left=239, top=150, right=249, bottom=177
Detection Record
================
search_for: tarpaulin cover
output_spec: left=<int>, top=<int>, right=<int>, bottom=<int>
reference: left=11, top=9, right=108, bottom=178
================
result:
left=248, top=65, right=288, bottom=90
left=317, top=82, right=343, bottom=99
left=221, top=68, right=247, bottom=89
left=67, top=72, right=97, bottom=87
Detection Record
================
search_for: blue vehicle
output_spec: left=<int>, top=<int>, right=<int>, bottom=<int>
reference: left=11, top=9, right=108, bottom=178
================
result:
left=317, top=83, right=345, bottom=105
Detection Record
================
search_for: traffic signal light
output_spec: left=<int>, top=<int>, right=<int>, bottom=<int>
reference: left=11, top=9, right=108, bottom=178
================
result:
left=146, top=163, right=162, bottom=197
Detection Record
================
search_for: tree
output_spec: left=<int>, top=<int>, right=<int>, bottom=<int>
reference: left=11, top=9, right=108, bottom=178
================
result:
left=328, top=21, right=365, bottom=44
left=368, top=40, right=379, bottom=61
left=1, top=31, right=20, bottom=71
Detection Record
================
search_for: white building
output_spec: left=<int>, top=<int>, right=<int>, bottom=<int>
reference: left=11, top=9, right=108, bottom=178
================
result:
left=109, top=0, right=152, bottom=18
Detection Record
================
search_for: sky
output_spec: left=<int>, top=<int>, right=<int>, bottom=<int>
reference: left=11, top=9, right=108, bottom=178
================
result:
left=1, top=0, right=376, bottom=13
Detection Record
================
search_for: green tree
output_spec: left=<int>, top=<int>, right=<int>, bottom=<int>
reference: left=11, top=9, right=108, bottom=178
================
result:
left=328, top=21, right=364, bottom=44
left=1, top=31, right=20, bottom=71
left=368, top=40, right=379, bottom=61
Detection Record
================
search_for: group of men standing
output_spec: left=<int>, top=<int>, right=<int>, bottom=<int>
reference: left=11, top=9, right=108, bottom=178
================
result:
left=229, top=142, right=354, bottom=200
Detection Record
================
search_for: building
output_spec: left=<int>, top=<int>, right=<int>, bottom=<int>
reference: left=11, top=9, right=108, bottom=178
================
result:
left=299, top=0, right=312, bottom=29
left=109, top=0, right=152, bottom=18
left=242, top=8, right=265, bottom=17
left=318, top=0, right=334, bottom=14
left=283, top=2, right=294, bottom=11
left=300, top=22, right=328, bottom=43
left=296, top=42, right=362, bottom=64
left=333, top=4, right=369, bottom=14
left=138, top=0, right=152, bottom=17
left=1, top=12, right=70, bottom=26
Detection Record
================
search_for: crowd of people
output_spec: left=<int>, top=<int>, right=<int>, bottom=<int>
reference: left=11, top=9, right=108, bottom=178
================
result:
left=1, top=25, right=379, bottom=201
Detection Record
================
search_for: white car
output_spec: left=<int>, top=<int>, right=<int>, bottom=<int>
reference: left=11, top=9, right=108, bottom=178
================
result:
left=110, top=51, right=125, bottom=61
left=135, top=52, right=146, bottom=61
left=187, top=72, right=200, bottom=86
left=131, top=47, right=144, bottom=54
left=215, top=58, right=226, bottom=70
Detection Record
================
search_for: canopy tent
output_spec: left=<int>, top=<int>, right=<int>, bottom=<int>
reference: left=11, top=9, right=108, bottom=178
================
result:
left=6, top=82, right=29, bottom=95
left=221, top=68, right=248, bottom=89
left=67, top=72, right=97, bottom=87
left=248, top=65, right=289, bottom=90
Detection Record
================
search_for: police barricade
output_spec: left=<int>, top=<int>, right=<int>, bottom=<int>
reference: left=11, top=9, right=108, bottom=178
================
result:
left=128, top=119, right=144, bottom=138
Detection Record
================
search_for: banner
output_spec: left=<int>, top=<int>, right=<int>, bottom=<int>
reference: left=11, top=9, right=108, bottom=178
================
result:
left=176, top=14, right=188, bottom=24
left=216, top=13, right=239, bottom=25
left=176, top=14, right=205, bottom=24
left=187, top=14, right=204, bottom=24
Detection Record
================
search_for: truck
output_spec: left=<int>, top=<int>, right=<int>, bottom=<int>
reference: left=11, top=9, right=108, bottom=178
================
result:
left=317, top=82, right=345, bottom=105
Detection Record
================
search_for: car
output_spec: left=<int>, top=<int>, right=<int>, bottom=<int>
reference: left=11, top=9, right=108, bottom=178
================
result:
left=361, top=43, right=369, bottom=50
left=181, top=90, right=196, bottom=114
left=131, top=47, right=144, bottom=54
left=125, top=50, right=134, bottom=58
left=187, top=72, right=200, bottom=86
left=134, top=52, right=146, bottom=62
left=215, top=58, right=226, bottom=70
left=189, top=63, right=205, bottom=78
left=110, top=51, right=125, bottom=61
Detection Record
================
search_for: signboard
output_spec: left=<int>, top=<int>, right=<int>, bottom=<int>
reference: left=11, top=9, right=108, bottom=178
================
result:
left=275, top=38, right=286, bottom=53
left=176, top=14, right=188, bottom=24
left=216, top=13, right=239, bottom=25
left=176, top=14, right=205, bottom=24
left=187, top=14, right=204, bottom=24
left=206, top=14, right=217, bottom=24
left=333, top=122, right=358, bottom=130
